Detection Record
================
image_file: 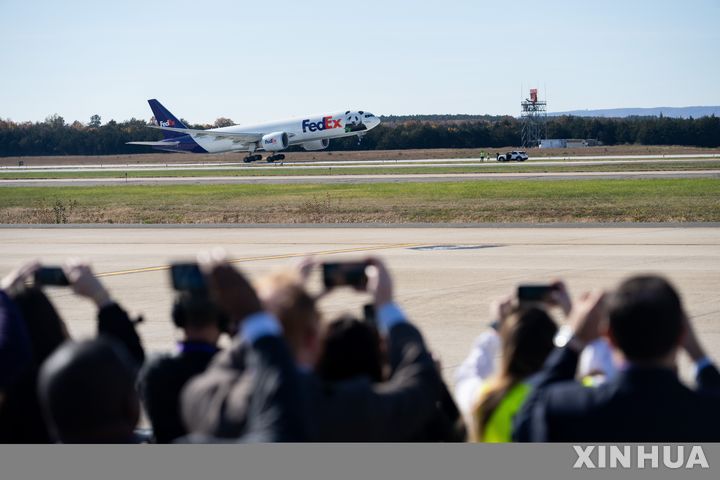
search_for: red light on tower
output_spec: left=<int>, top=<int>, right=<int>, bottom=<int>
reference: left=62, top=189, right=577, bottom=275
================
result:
left=530, top=88, right=538, bottom=103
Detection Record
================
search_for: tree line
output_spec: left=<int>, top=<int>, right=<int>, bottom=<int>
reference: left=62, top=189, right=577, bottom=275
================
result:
left=1, top=113, right=718, bottom=157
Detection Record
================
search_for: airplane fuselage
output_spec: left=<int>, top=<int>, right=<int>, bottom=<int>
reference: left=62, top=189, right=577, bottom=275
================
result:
left=146, top=109, right=380, bottom=154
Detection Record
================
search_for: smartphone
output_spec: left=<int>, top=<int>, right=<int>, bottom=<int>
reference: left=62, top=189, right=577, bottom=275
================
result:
left=322, top=262, right=368, bottom=289
left=34, top=267, right=70, bottom=286
left=517, top=284, right=557, bottom=302
left=170, top=263, right=206, bottom=291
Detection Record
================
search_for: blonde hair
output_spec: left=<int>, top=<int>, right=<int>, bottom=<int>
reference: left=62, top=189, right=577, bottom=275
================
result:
left=256, top=271, right=320, bottom=356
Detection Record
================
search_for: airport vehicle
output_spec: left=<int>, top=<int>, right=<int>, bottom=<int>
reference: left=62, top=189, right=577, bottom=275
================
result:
left=496, top=151, right=529, bottom=162
left=127, top=100, right=381, bottom=162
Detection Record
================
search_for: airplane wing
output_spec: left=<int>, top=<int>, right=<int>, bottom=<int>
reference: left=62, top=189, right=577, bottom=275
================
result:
left=148, top=125, right=264, bottom=143
left=126, top=141, right=180, bottom=146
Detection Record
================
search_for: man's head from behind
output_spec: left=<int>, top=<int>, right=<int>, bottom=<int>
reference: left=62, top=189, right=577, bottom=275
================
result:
left=172, top=291, right=228, bottom=342
left=256, top=271, right=321, bottom=368
left=37, top=338, right=140, bottom=443
left=607, top=275, right=685, bottom=364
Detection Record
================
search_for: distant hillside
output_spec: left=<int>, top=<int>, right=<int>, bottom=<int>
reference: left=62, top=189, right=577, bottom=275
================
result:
left=549, top=106, right=720, bottom=119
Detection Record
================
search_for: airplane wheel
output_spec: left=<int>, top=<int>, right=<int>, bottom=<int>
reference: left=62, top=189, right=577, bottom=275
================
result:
left=277, top=154, right=285, bottom=161
left=243, top=157, right=251, bottom=163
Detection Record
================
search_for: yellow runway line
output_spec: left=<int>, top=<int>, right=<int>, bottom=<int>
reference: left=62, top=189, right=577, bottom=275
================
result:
left=96, top=242, right=424, bottom=278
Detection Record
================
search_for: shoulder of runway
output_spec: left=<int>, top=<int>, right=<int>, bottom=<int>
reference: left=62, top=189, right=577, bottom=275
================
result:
left=1, top=222, right=719, bottom=229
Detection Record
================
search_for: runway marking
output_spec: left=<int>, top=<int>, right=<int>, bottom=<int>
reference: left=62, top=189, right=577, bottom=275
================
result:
left=95, top=242, right=424, bottom=278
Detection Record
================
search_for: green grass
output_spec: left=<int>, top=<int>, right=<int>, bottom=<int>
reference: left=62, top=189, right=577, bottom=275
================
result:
left=0, top=160, right=719, bottom=179
left=1, top=178, right=718, bottom=224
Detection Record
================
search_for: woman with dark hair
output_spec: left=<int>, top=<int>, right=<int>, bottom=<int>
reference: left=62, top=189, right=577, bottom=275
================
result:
left=0, top=261, right=144, bottom=443
left=316, top=315, right=385, bottom=383
left=471, top=307, right=558, bottom=442
left=0, top=286, right=70, bottom=442
left=317, top=313, right=466, bottom=442
left=455, top=281, right=572, bottom=442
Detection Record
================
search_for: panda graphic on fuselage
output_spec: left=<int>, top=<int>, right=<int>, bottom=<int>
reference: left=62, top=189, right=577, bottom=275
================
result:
left=344, top=110, right=368, bottom=133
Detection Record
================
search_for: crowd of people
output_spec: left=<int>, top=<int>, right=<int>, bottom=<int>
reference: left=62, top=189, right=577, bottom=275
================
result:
left=1, top=252, right=719, bottom=443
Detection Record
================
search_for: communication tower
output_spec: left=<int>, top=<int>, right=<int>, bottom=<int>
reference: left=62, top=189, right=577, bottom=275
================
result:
left=520, top=88, right=547, bottom=148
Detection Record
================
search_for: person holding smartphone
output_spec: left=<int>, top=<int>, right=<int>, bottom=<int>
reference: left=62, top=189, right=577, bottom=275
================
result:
left=137, top=264, right=229, bottom=443
left=182, top=256, right=448, bottom=442
left=0, top=260, right=144, bottom=443
left=454, top=281, right=571, bottom=442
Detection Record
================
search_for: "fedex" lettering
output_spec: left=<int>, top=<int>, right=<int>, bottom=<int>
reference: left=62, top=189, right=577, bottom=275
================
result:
left=302, top=116, right=342, bottom=133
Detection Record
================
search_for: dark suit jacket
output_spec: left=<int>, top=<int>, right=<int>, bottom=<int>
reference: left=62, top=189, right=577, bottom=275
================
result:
left=513, top=346, right=720, bottom=442
left=0, top=291, right=31, bottom=389
left=182, top=322, right=445, bottom=442
left=137, top=342, right=219, bottom=443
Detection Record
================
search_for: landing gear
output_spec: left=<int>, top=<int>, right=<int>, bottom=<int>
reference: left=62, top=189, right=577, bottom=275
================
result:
left=266, top=154, right=285, bottom=163
left=243, top=154, right=263, bottom=163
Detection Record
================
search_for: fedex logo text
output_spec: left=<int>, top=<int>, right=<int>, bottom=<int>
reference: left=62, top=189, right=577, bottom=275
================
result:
left=159, top=120, right=175, bottom=127
left=302, top=116, right=341, bottom=133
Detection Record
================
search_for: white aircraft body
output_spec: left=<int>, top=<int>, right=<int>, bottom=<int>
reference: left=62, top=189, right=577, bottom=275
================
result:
left=127, top=99, right=381, bottom=162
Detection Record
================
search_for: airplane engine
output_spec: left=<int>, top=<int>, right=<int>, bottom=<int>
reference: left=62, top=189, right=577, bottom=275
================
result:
left=301, top=139, right=330, bottom=151
left=261, top=131, right=289, bottom=151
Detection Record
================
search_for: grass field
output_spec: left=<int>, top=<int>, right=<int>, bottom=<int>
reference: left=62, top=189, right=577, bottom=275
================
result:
left=1, top=178, right=718, bottom=224
left=1, top=161, right=719, bottom=180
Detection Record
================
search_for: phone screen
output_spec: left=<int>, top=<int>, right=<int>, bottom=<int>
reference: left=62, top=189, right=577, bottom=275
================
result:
left=517, top=284, right=555, bottom=302
left=322, top=262, right=368, bottom=289
left=34, top=267, right=70, bottom=286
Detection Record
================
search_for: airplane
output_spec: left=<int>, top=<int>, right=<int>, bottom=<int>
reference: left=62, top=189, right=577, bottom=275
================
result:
left=127, top=99, right=381, bottom=162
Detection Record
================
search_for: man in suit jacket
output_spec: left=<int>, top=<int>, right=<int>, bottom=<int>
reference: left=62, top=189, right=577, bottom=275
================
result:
left=182, top=258, right=445, bottom=442
left=137, top=292, right=226, bottom=443
left=513, top=275, right=720, bottom=442
left=193, top=256, right=308, bottom=442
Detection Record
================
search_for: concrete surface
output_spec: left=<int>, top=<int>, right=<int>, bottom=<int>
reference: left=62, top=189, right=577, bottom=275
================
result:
left=1, top=226, right=718, bottom=382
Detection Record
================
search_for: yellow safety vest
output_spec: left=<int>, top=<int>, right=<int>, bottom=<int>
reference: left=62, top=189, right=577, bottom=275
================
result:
left=478, top=376, right=601, bottom=442
left=480, top=382, right=531, bottom=443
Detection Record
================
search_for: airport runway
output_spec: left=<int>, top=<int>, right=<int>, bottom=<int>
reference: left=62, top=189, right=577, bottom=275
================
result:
left=1, top=170, right=719, bottom=187
left=2, top=153, right=719, bottom=172
left=1, top=226, right=718, bottom=382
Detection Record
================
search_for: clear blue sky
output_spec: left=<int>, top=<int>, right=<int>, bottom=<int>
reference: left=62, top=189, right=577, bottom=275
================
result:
left=1, top=0, right=718, bottom=124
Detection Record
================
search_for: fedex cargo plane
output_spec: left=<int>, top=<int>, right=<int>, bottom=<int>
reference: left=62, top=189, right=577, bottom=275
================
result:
left=127, top=99, right=381, bottom=162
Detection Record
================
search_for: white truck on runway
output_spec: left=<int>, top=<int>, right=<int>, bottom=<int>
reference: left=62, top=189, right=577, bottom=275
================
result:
left=496, top=151, right=529, bottom=162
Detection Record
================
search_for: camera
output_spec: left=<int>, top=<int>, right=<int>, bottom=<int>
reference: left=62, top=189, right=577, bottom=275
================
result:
left=322, top=262, right=369, bottom=289
left=170, top=263, right=206, bottom=291
left=34, top=267, right=70, bottom=286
